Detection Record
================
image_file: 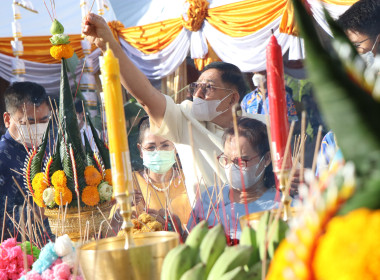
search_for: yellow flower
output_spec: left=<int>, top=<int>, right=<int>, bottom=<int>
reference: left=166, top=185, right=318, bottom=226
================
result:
left=54, top=187, right=73, bottom=206
left=84, top=166, right=102, bottom=186
left=104, top=169, right=112, bottom=185
left=313, top=208, right=380, bottom=280
left=50, top=44, right=74, bottom=60
left=33, top=189, right=46, bottom=208
left=32, top=172, right=48, bottom=192
left=51, top=170, right=67, bottom=190
left=82, top=186, right=100, bottom=206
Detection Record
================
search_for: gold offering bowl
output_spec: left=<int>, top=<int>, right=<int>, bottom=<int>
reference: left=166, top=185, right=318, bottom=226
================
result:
left=79, top=231, right=179, bottom=280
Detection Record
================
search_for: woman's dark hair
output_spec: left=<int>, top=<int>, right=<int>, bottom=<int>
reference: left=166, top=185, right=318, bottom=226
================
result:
left=222, top=117, right=275, bottom=188
left=137, top=115, right=150, bottom=144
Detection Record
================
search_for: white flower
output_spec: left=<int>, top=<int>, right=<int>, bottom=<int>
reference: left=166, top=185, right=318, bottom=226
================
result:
left=43, top=187, right=55, bottom=207
left=62, top=250, right=76, bottom=268
left=54, top=234, right=73, bottom=257
left=98, top=181, right=113, bottom=201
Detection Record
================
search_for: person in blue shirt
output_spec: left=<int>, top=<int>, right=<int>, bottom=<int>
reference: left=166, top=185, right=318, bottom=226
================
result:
left=187, top=117, right=278, bottom=239
left=0, top=82, right=50, bottom=241
left=241, top=71, right=298, bottom=122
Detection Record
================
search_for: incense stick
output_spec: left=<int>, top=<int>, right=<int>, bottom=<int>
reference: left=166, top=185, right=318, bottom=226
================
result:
left=300, top=111, right=306, bottom=183
left=1, top=196, right=8, bottom=243
left=311, top=125, right=323, bottom=175
left=127, top=109, right=142, bottom=136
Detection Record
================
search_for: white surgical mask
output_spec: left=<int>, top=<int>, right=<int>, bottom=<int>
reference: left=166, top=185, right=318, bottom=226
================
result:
left=360, top=35, right=379, bottom=67
left=225, top=156, right=266, bottom=191
left=191, top=93, right=233, bottom=122
left=142, top=150, right=176, bottom=174
left=252, top=73, right=266, bottom=87
left=15, top=122, right=49, bottom=147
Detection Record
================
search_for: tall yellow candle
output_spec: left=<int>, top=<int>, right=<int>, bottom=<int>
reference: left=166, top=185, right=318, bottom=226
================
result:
left=101, top=46, right=132, bottom=195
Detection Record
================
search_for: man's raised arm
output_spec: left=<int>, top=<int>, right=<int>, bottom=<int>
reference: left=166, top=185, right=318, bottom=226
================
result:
left=82, top=13, right=166, bottom=127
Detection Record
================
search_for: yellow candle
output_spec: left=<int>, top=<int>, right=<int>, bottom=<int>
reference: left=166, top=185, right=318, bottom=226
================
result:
left=101, top=46, right=132, bottom=195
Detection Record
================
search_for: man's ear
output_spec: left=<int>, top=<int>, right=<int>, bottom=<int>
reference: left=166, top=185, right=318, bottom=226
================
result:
left=264, top=151, right=272, bottom=167
left=137, top=143, right=143, bottom=158
left=231, top=91, right=240, bottom=105
left=3, top=112, right=10, bottom=128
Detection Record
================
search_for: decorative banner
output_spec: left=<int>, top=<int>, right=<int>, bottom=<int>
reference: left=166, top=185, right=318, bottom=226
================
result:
left=11, top=57, right=26, bottom=75
left=82, top=90, right=99, bottom=117
left=80, top=0, right=89, bottom=19
left=79, top=72, right=96, bottom=90
left=12, top=21, right=22, bottom=38
left=96, top=0, right=105, bottom=15
left=81, top=39, right=92, bottom=55
left=11, top=40, right=24, bottom=56
left=12, top=4, right=21, bottom=20
left=83, top=57, right=94, bottom=72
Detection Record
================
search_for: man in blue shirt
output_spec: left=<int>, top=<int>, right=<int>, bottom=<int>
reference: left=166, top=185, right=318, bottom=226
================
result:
left=241, top=71, right=298, bottom=122
left=0, top=82, right=50, bottom=241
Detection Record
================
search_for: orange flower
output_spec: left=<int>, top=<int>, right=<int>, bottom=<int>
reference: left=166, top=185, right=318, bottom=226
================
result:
left=84, top=166, right=102, bottom=186
left=54, top=187, right=73, bottom=206
left=51, top=170, right=67, bottom=190
left=33, top=189, right=46, bottom=208
left=32, top=172, right=48, bottom=192
left=50, top=44, right=74, bottom=60
left=104, top=169, right=112, bottom=185
left=82, top=186, right=100, bottom=206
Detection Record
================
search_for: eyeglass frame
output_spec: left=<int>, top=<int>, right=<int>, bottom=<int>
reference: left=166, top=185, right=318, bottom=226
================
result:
left=141, top=143, right=175, bottom=152
left=189, top=82, right=233, bottom=98
left=352, top=36, right=376, bottom=53
left=217, top=153, right=261, bottom=171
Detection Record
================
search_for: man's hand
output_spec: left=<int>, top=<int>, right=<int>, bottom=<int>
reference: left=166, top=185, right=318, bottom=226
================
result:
left=82, top=13, right=116, bottom=52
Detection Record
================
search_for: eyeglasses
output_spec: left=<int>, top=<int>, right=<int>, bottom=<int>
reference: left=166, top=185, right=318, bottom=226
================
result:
left=189, top=82, right=232, bottom=97
left=352, top=37, right=374, bottom=52
left=217, top=153, right=260, bottom=171
left=141, top=143, right=174, bottom=152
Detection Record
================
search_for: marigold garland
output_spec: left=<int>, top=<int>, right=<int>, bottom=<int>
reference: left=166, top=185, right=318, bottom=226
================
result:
left=50, top=44, right=74, bottom=60
left=82, top=186, right=100, bottom=206
left=32, top=172, right=48, bottom=192
left=33, top=189, right=46, bottom=208
left=313, top=208, right=380, bottom=280
left=54, top=186, right=73, bottom=206
left=84, top=166, right=102, bottom=186
left=104, top=169, right=112, bottom=185
left=51, top=170, right=67, bottom=190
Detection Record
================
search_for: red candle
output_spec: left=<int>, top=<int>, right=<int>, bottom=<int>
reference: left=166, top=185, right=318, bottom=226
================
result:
left=266, top=35, right=292, bottom=172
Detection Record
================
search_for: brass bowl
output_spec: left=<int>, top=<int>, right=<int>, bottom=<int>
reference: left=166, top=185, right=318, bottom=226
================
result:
left=79, top=231, right=179, bottom=280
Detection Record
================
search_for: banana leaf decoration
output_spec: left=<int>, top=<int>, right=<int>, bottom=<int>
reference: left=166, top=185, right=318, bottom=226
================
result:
left=292, top=0, right=380, bottom=212
left=87, top=117, right=111, bottom=169
left=29, top=119, right=51, bottom=183
left=83, top=132, right=97, bottom=167
left=58, top=58, right=87, bottom=191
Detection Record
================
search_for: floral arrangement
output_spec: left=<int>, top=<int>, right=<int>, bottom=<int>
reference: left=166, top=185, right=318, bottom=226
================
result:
left=0, top=239, right=38, bottom=280
left=23, top=19, right=113, bottom=210
left=20, top=235, right=83, bottom=280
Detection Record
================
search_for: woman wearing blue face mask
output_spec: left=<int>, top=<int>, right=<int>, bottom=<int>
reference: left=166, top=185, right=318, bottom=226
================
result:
left=132, top=116, right=191, bottom=231
left=187, top=117, right=278, bottom=239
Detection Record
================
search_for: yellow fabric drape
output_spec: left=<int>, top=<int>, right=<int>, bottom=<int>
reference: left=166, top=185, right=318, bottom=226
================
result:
left=118, top=18, right=183, bottom=54
left=207, top=0, right=287, bottom=37
left=194, top=41, right=221, bottom=71
left=279, top=0, right=300, bottom=36
left=108, top=20, right=125, bottom=43
left=0, top=35, right=96, bottom=64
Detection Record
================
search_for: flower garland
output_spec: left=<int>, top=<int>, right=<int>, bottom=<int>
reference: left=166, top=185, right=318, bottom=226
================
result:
left=82, top=185, right=100, bottom=206
left=51, top=170, right=67, bottom=190
left=84, top=166, right=102, bottom=186
left=104, top=168, right=112, bottom=185
left=54, top=187, right=73, bottom=206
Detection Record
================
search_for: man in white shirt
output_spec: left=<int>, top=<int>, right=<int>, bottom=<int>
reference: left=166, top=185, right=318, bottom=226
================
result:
left=82, top=14, right=247, bottom=203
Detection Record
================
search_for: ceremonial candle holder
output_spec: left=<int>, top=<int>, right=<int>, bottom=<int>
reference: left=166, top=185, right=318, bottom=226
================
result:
left=115, top=192, right=134, bottom=249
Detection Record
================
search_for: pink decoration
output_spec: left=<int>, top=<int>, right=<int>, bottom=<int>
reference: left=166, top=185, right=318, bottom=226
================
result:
left=0, top=238, right=34, bottom=280
left=41, top=269, right=54, bottom=280
left=69, top=276, right=83, bottom=280
left=53, top=263, right=71, bottom=280
left=25, top=271, right=42, bottom=280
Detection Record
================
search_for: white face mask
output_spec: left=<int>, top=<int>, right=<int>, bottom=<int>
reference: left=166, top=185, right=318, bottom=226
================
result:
left=252, top=73, right=266, bottom=87
left=15, top=122, right=49, bottom=147
left=225, top=156, right=266, bottom=191
left=191, top=93, right=233, bottom=122
left=360, top=35, right=379, bottom=67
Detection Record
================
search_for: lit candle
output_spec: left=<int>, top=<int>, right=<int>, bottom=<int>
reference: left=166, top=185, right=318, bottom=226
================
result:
left=101, top=46, right=132, bottom=195
left=266, top=34, right=292, bottom=173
